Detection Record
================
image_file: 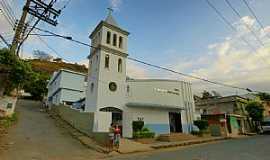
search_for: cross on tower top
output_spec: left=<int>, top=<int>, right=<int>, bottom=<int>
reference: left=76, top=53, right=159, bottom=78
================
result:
left=107, top=7, right=113, bottom=15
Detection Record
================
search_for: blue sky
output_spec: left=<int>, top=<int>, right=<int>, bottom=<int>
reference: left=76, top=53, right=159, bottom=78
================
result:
left=1, top=0, right=270, bottom=95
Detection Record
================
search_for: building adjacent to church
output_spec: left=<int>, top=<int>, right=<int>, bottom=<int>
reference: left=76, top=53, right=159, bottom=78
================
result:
left=85, top=12, right=196, bottom=138
left=47, top=69, right=86, bottom=106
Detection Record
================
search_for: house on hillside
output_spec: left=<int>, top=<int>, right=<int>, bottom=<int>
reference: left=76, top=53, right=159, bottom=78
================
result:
left=47, top=69, right=87, bottom=106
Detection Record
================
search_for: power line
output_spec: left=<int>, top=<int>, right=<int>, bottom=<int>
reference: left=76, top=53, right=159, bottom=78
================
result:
left=60, top=0, right=72, bottom=11
left=35, top=34, right=70, bottom=62
left=0, top=7, right=15, bottom=27
left=224, top=0, right=264, bottom=46
left=17, top=0, right=58, bottom=56
left=204, top=0, right=258, bottom=53
left=1, top=0, right=17, bottom=21
left=242, top=0, right=270, bottom=39
left=205, top=0, right=270, bottom=66
left=30, top=26, right=262, bottom=93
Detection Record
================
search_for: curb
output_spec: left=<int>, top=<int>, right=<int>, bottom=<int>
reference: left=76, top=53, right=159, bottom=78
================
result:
left=151, top=137, right=230, bottom=149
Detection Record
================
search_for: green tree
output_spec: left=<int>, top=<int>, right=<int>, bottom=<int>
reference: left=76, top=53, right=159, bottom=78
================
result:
left=23, top=72, right=49, bottom=100
left=246, top=101, right=264, bottom=132
left=202, top=90, right=213, bottom=99
left=0, top=48, right=32, bottom=95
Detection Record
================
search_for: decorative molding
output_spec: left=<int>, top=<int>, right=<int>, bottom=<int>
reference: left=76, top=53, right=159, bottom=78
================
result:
left=88, top=44, right=128, bottom=59
left=89, top=21, right=129, bottom=39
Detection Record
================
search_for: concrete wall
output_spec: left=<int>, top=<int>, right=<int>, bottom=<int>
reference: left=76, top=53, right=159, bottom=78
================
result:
left=55, top=105, right=94, bottom=136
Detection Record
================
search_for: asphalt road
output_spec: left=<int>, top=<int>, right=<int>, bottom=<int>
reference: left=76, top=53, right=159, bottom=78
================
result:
left=109, top=135, right=270, bottom=160
left=0, top=99, right=103, bottom=160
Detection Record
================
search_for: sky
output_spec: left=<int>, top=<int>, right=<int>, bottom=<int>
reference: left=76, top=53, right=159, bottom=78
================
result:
left=1, top=0, right=270, bottom=96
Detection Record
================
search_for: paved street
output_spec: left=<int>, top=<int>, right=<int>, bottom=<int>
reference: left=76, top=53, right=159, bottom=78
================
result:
left=109, top=135, right=270, bottom=160
left=0, top=99, right=103, bottom=160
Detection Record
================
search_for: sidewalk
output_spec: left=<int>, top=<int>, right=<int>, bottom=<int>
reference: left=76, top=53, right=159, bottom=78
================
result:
left=151, top=137, right=230, bottom=149
left=116, top=137, right=230, bottom=154
left=117, top=139, right=153, bottom=154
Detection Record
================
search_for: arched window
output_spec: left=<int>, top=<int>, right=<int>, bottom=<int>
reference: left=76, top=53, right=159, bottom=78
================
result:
left=90, top=83, right=94, bottom=93
left=119, top=36, right=123, bottom=48
left=118, top=58, right=122, bottom=72
left=105, top=54, right=109, bottom=68
left=113, top=34, right=117, bottom=46
left=106, top=31, right=111, bottom=44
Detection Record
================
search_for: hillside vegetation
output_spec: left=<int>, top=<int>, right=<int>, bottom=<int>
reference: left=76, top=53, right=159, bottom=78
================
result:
left=28, top=59, right=88, bottom=75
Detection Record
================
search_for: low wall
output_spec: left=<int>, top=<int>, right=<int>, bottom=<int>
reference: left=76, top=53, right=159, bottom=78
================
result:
left=52, top=105, right=110, bottom=146
left=53, top=105, right=94, bottom=136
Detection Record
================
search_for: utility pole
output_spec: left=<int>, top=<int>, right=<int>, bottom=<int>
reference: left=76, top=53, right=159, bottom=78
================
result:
left=10, top=0, right=61, bottom=56
left=10, top=0, right=31, bottom=55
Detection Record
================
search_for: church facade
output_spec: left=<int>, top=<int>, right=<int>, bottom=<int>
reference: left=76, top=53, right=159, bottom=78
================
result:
left=85, top=12, right=195, bottom=138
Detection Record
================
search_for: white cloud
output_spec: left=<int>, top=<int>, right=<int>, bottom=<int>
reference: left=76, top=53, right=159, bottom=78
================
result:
left=109, top=0, right=122, bottom=10
left=128, top=16, right=270, bottom=95
left=126, top=61, right=148, bottom=79
left=78, top=59, right=89, bottom=68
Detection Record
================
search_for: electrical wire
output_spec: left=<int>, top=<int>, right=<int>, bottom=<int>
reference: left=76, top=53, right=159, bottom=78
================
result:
left=205, top=0, right=270, bottom=65
left=35, top=34, right=70, bottom=62
left=224, top=0, right=264, bottom=46
left=0, top=6, right=15, bottom=27
left=242, top=0, right=270, bottom=39
left=28, top=26, right=263, bottom=93
left=204, top=0, right=258, bottom=53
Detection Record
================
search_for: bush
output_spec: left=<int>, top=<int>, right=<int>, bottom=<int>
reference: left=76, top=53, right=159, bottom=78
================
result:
left=194, top=120, right=208, bottom=131
left=132, top=121, right=144, bottom=132
left=191, top=130, right=203, bottom=136
left=133, top=131, right=155, bottom=139
left=0, top=113, right=18, bottom=128
left=142, top=127, right=150, bottom=132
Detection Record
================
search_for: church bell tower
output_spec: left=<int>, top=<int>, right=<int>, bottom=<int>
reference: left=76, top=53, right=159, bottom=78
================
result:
left=86, top=9, right=129, bottom=132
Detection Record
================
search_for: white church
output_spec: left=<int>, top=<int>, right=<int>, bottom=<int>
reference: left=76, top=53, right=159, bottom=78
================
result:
left=85, top=11, right=196, bottom=138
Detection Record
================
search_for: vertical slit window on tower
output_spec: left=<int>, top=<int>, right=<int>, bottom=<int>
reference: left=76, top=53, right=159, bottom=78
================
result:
left=90, top=83, right=94, bottom=93
left=119, top=36, right=123, bottom=48
left=118, top=58, right=122, bottom=72
left=105, top=54, right=110, bottom=68
left=106, top=31, right=111, bottom=44
left=113, top=34, right=117, bottom=46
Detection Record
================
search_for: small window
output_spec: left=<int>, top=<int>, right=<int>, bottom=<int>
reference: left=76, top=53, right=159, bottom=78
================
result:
left=90, top=83, right=94, bottom=93
left=127, top=85, right=130, bottom=93
left=118, top=58, right=122, bottom=72
left=106, top=31, right=111, bottom=44
left=119, top=36, right=123, bottom=48
left=105, top=54, right=109, bottom=68
left=113, top=34, right=117, bottom=46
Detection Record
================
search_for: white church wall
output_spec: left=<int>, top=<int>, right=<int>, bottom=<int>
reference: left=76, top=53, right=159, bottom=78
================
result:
left=126, top=80, right=184, bottom=108
left=123, top=107, right=170, bottom=138
left=95, top=50, right=127, bottom=111
left=93, top=111, right=112, bottom=132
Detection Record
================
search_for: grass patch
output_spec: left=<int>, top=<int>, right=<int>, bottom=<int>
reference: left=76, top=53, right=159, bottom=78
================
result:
left=0, top=113, right=18, bottom=128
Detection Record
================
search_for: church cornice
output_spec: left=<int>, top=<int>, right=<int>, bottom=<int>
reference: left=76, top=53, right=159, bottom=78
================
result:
left=88, top=44, right=128, bottom=59
left=89, top=21, right=130, bottom=39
